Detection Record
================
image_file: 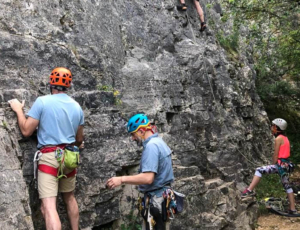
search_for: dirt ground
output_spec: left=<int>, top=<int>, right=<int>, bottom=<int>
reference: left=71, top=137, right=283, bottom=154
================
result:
left=257, top=214, right=300, bottom=230
left=256, top=166, right=300, bottom=229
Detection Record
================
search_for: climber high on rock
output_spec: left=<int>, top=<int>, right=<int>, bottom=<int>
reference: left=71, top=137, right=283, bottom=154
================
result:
left=177, top=0, right=206, bottom=32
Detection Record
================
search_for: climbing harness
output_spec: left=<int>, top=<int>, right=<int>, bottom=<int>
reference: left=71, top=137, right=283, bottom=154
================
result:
left=33, top=144, right=79, bottom=187
left=277, top=158, right=294, bottom=178
left=33, top=150, right=42, bottom=189
left=137, top=187, right=185, bottom=229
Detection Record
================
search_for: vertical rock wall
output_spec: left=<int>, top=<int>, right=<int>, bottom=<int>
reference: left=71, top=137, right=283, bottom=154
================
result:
left=0, top=0, right=272, bottom=229
left=0, top=109, right=34, bottom=229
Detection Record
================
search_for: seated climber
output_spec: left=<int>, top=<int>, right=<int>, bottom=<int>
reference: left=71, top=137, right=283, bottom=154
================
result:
left=177, top=0, right=206, bottom=32
left=241, top=118, right=297, bottom=215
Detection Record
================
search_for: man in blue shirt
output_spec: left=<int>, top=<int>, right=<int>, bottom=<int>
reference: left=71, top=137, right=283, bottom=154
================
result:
left=106, top=114, right=174, bottom=230
left=8, top=67, right=84, bottom=230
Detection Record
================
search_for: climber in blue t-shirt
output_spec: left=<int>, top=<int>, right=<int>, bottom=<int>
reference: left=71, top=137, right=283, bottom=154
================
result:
left=8, top=67, right=84, bottom=230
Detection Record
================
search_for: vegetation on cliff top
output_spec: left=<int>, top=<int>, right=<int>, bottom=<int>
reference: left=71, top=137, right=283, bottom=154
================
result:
left=221, top=0, right=300, bottom=163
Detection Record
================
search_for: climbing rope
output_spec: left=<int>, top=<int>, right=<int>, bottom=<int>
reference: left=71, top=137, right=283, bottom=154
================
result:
left=182, top=7, right=261, bottom=167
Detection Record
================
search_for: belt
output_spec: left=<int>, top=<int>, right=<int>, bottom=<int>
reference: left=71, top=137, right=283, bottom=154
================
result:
left=145, top=183, right=171, bottom=194
left=38, top=144, right=76, bottom=178
left=40, top=144, right=67, bottom=153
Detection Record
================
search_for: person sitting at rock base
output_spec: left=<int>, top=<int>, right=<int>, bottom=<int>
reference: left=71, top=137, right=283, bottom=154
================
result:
left=177, top=0, right=206, bottom=32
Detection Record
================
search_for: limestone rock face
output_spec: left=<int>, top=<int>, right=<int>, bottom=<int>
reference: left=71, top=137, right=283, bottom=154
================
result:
left=0, top=0, right=272, bottom=229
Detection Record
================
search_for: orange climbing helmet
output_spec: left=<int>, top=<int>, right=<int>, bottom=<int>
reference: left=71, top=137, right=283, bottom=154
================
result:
left=49, top=67, right=72, bottom=88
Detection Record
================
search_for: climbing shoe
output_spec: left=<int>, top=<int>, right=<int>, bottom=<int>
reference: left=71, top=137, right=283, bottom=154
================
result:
left=241, top=188, right=256, bottom=198
left=288, top=209, right=298, bottom=215
left=177, top=3, right=187, bottom=11
left=200, top=22, right=206, bottom=32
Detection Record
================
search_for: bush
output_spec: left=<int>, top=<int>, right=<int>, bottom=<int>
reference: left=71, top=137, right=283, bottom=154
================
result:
left=255, top=174, right=286, bottom=201
left=216, top=29, right=239, bottom=54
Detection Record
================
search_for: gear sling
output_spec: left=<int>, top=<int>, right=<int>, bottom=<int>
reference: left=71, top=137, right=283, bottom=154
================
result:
left=33, top=144, right=79, bottom=185
left=138, top=187, right=185, bottom=230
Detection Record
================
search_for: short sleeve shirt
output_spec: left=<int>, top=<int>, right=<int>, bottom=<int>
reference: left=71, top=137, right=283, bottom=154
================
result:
left=138, top=133, right=174, bottom=192
left=27, top=93, right=84, bottom=148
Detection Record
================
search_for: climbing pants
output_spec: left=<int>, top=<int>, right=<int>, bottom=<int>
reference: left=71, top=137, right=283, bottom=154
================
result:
left=255, top=164, right=293, bottom=193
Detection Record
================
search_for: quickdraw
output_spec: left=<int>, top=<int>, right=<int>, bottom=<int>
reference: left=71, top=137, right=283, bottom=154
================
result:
left=33, top=150, right=43, bottom=189
left=138, top=194, right=155, bottom=230
left=163, top=188, right=184, bottom=219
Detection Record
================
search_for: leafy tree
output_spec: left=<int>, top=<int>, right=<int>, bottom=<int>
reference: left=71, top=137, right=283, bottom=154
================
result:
left=222, top=0, right=300, bottom=162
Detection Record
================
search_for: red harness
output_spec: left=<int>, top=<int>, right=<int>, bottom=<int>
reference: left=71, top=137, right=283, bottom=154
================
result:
left=38, top=145, right=76, bottom=178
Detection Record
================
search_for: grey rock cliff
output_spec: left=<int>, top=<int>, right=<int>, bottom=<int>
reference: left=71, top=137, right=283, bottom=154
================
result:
left=0, top=0, right=272, bottom=229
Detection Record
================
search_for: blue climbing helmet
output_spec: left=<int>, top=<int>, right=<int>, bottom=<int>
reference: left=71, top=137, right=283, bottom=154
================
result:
left=127, top=114, right=150, bottom=133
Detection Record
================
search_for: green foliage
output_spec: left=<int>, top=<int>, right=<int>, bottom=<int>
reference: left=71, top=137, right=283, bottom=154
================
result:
left=97, top=84, right=114, bottom=92
left=216, top=26, right=240, bottom=55
left=2, top=121, right=8, bottom=130
left=221, top=13, right=230, bottom=23
left=97, top=84, right=123, bottom=106
left=206, top=3, right=212, bottom=9
left=257, top=81, right=296, bottom=103
left=226, top=0, right=300, bottom=78
left=222, top=0, right=300, bottom=163
left=113, top=89, right=122, bottom=106
left=255, top=174, right=286, bottom=201
left=115, top=97, right=123, bottom=106
left=121, top=211, right=142, bottom=230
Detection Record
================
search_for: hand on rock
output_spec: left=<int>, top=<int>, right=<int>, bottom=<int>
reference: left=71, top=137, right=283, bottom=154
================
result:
left=106, top=177, right=122, bottom=189
left=79, top=141, right=84, bottom=149
left=8, top=99, right=25, bottom=113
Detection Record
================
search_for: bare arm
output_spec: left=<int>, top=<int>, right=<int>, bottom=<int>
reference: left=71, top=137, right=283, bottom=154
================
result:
left=273, top=136, right=283, bottom=164
left=8, top=99, right=39, bottom=137
left=106, top=172, right=155, bottom=189
left=74, top=125, right=84, bottom=147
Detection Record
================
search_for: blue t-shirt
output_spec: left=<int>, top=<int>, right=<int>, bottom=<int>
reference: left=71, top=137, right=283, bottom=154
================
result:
left=27, top=93, right=84, bottom=148
left=138, top=133, right=174, bottom=192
